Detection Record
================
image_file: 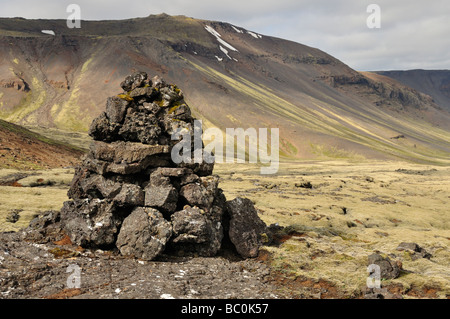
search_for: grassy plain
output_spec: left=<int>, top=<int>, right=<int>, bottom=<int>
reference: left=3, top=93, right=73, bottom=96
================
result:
left=215, top=160, right=450, bottom=298
left=0, top=168, right=74, bottom=231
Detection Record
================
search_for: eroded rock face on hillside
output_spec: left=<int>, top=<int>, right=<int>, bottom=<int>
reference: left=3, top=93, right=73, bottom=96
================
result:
left=60, top=71, right=271, bottom=260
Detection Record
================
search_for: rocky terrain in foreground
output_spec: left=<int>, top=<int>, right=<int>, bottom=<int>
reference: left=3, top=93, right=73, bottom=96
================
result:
left=0, top=214, right=278, bottom=299
left=0, top=209, right=437, bottom=299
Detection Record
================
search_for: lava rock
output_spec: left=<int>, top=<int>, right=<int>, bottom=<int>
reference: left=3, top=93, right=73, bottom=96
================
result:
left=396, top=242, right=432, bottom=260
left=116, top=207, right=172, bottom=261
left=88, top=112, right=121, bottom=142
left=171, top=207, right=211, bottom=243
left=118, top=111, right=162, bottom=145
left=144, top=184, right=178, bottom=212
left=128, top=86, right=157, bottom=99
left=170, top=206, right=223, bottom=257
left=226, top=197, right=272, bottom=258
left=61, top=199, right=125, bottom=248
left=23, top=210, right=64, bottom=243
left=105, top=96, right=130, bottom=123
left=120, top=71, right=148, bottom=92
left=5, top=210, right=21, bottom=223
left=364, top=288, right=403, bottom=299
left=68, top=170, right=122, bottom=200
left=151, top=75, right=166, bottom=88
left=178, top=160, right=214, bottom=177
left=367, top=253, right=402, bottom=280
left=113, top=183, right=145, bottom=207
left=180, top=173, right=200, bottom=185
left=166, top=102, right=191, bottom=121
left=180, top=176, right=219, bottom=211
left=90, top=141, right=170, bottom=165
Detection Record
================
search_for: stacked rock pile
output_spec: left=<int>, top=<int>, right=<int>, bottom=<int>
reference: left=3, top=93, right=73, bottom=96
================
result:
left=61, top=71, right=271, bottom=260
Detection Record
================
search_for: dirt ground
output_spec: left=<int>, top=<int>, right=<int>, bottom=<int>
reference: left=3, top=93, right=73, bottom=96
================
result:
left=0, top=230, right=280, bottom=299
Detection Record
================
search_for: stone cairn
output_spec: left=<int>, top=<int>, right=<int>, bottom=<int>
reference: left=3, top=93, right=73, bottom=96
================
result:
left=61, top=71, right=271, bottom=260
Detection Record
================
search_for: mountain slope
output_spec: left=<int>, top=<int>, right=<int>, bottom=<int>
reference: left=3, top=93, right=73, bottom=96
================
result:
left=1, top=14, right=450, bottom=164
left=0, top=119, right=84, bottom=169
left=375, top=70, right=450, bottom=112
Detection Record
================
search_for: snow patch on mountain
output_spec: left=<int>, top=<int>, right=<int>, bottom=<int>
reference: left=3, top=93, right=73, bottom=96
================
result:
left=41, top=30, right=55, bottom=36
left=204, top=25, right=222, bottom=38
left=231, top=25, right=244, bottom=33
left=217, top=37, right=238, bottom=52
left=247, top=31, right=262, bottom=39
left=205, top=25, right=239, bottom=62
left=220, top=46, right=232, bottom=60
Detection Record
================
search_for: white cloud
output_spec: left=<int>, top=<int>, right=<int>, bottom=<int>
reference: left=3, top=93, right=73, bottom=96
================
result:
left=0, top=0, right=448, bottom=71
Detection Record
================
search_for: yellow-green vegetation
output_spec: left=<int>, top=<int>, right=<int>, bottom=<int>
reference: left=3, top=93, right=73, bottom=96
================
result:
left=215, top=160, right=450, bottom=298
left=0, top=155, right=46, bottom=170
left=117, top=93, right=134, bottom=101
left=1, top=77, right=46, bottom=124
left=309, top=143, right=365, bottom=161
left=0, top=168, right=74, bottom=232
left=168, top=101, right=184, bottom=114
left=53, top=57, right=95, bottom=131
left=0, top=119, right=85, bottom=152
left=23, top=125, right=90, bottom=152
left=280, top=139, right=298, bottom=157
left=48, top=247, right=80, bottom=258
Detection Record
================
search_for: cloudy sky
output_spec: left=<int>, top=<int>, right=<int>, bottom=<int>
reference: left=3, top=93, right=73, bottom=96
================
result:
left=1, top=0, right=449, bottom=71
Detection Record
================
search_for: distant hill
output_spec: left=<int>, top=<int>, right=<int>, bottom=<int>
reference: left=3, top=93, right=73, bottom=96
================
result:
left=1, top=14, right=450, bottom=164
left=0, top=119, right=84, bottom=169
left=375, top=70, right=450, bottom=112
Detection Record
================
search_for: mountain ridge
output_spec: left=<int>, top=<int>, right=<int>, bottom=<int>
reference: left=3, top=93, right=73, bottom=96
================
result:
left=375, top=69, right=450, bottom=112
left=1, top=14, right=449, bottom=164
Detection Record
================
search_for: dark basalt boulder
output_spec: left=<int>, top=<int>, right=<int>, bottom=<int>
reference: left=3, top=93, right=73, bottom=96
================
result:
left=169, top=206, right=223, bottom=257
left=116, top=207, right=172, bottom=260
left=226, top=197, right=272, bottom=258
left=396, top=242, right=432, bottom=260
left=367, top=253, right=402, bottom=280
left=61, top=199, right=124, bottom=248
